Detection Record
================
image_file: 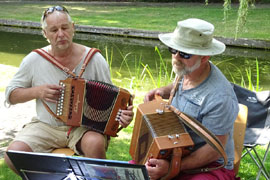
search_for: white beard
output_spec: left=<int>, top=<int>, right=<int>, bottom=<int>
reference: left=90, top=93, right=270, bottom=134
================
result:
left=173, top=58, right=201, bottom=77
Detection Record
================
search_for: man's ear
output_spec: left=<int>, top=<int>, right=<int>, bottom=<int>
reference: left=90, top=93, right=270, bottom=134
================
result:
left=201, top=56, right=210, bottom=63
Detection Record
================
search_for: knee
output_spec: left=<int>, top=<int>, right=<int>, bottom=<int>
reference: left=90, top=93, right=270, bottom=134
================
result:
left=82, top=131, right=105, bottom=148
left=79, top=131, right=106, bottom=158
left=7, top=141, right=33, bottom=152
left=4, top=141, right=32, bottom=174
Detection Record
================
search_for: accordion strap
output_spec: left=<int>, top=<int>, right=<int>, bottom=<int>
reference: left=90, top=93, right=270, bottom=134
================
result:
left=160, top=148, right=182, bottom=180
left=164, top=75, right=227, bottom=174
left=42, top=100, right=60, bottom=120
left=168, top=105, right=228, bottom=174
left=78, top=48, right=101, bottom=78
left=33, top=48, right=100, bottom=78
left=41, top=100, right=73, bottom=137
left=168, top=75, right=181, bottom=105
left=33, top=48, right=76, bottom=77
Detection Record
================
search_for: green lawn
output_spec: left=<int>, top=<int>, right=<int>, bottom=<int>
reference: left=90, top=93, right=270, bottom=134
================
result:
left=0, top=2, right=269, bottom=40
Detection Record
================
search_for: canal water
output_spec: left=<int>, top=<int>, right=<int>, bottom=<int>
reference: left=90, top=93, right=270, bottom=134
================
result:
left=1, top=30, right=269, bottom=100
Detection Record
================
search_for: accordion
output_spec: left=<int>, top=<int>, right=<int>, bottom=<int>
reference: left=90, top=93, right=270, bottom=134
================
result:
left=129, top=98, right=194, bottom=179
left=56, top=78, right=131, bottom=137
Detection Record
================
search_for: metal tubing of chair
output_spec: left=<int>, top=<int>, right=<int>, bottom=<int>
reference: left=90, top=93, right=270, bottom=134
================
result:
left=253, top=148, right=270, bottom=180
left=241, top=147, right=248, bottom=158
left=245, top=148, right=269, bottom=180
left=241, top=144, right=258, bottom=158
left=256, top=143, right=270, bottom=180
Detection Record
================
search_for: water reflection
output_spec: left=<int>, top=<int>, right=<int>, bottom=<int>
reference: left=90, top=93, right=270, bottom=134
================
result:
left=0, top=30, right=269, bottom=91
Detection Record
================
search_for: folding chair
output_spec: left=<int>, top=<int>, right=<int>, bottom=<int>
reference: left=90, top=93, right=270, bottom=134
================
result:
left=232, top=84, right=270, bottom=179
left=52, top=148, right=75, bottom=156
left=233, top=104, right=248, bottom=175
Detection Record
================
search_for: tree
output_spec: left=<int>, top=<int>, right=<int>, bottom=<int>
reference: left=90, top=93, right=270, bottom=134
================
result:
left=222, top=0, right=254, bottom=39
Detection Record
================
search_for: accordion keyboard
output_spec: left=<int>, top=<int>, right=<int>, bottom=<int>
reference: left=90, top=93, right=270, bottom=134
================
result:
left=56, top=81, right=72, bottom=121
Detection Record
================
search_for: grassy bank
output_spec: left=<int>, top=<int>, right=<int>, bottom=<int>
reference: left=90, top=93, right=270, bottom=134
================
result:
left=0, top=2, right=269, bottom=40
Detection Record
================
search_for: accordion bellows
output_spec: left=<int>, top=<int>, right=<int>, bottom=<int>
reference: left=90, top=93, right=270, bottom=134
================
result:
left=56, top=78, right=131, bottom=137
left=130, top=98, right=194, bottom=165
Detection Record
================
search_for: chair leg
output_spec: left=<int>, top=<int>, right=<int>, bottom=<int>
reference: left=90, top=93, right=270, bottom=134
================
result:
left=256, top=143, right=270, bottom=180
left=241, top=146, right=249, bottom=158
left=243, top=146, right=269, bottom=180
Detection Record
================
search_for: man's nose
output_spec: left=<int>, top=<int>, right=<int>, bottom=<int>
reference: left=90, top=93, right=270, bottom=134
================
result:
left=173, top=52, right=182, bottom=60
left=57, top=29, right=64, bottom=36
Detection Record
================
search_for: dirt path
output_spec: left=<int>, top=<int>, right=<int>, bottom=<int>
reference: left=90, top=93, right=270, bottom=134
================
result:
left=0, top=64, right=36, bottom=158
left=0, top=92, right=35, bottom=158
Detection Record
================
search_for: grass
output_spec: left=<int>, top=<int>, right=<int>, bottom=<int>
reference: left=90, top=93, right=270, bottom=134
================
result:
left=0, top=2, right=269, bottom=40
left=237, top=145, right=270, bottom=179
left=0, top=160, right=20, bottom=180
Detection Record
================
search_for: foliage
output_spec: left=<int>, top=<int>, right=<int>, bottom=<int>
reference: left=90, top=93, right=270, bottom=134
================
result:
left=215, top=58, right=261, bottom=91
left=223, top=0, right=231, bottom=24
left=234, top=0, right=251, bottom=39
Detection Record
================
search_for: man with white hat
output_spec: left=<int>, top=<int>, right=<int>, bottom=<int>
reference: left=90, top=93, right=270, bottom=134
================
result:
left=144, top=18, right=239, bottom=179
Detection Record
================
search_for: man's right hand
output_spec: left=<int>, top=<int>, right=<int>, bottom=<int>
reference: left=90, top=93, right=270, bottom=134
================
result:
left=144, top=83, right=174, bottom=103
left=144, top=89, right=164, bottom=103
left=37, top=84, right=63, bottom=103
left=145, top=158, right=170, bottom=180
left=9, top=84, right=62, bottom=104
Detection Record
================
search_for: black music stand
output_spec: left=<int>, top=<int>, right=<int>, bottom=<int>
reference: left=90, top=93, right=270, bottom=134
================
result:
left=7, top=150, right=149, bottom=180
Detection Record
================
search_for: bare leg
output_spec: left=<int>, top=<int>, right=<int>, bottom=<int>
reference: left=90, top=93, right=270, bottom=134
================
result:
left=77, top=131, right=106, bottom=159
left=4, top=141, right=33, bottom=175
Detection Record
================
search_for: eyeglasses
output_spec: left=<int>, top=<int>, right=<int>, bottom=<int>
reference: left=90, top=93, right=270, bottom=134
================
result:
left=42, top=6, right=69, bottom=21
left=168, top=47, right=193, bottom=59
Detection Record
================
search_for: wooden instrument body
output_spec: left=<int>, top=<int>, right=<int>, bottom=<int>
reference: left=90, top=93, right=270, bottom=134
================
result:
left=130, top=98, right=194, bottom=165
left=56, top=78, right=131, bottom=137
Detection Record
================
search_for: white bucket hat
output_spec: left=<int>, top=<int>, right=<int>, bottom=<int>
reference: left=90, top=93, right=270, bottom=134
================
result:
left=159, top=18, right=225, bottom=56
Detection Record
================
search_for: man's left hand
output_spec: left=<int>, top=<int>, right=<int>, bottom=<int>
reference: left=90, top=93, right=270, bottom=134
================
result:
left=118, top=105, right=134, bottom=128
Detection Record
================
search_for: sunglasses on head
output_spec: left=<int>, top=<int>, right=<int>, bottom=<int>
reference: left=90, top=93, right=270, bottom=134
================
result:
left=42, top=5, right=69, bottom=21
left=168, top=47, right=193, bottom=59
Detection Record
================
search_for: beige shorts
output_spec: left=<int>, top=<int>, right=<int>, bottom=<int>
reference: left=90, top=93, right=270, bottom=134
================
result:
left=13, top=117, right=109, bottom=155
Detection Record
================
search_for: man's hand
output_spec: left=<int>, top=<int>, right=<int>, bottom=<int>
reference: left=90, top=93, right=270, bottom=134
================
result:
left=144, top=84, right=174, bottom=103
left=144, top=89, right=164, bottom=103
left=9, top=84, right=62, bottom=104
left=37, top=84, right=63, bottom=103
left=145, top=158, right=170, bottom=180
left=118, top=105, right=134, bottom=128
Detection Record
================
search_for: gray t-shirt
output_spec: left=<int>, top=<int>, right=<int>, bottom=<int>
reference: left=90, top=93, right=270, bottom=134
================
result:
left=5, top=46, right=112, bottom=127
left=171, top=62, right=239, bottom=170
